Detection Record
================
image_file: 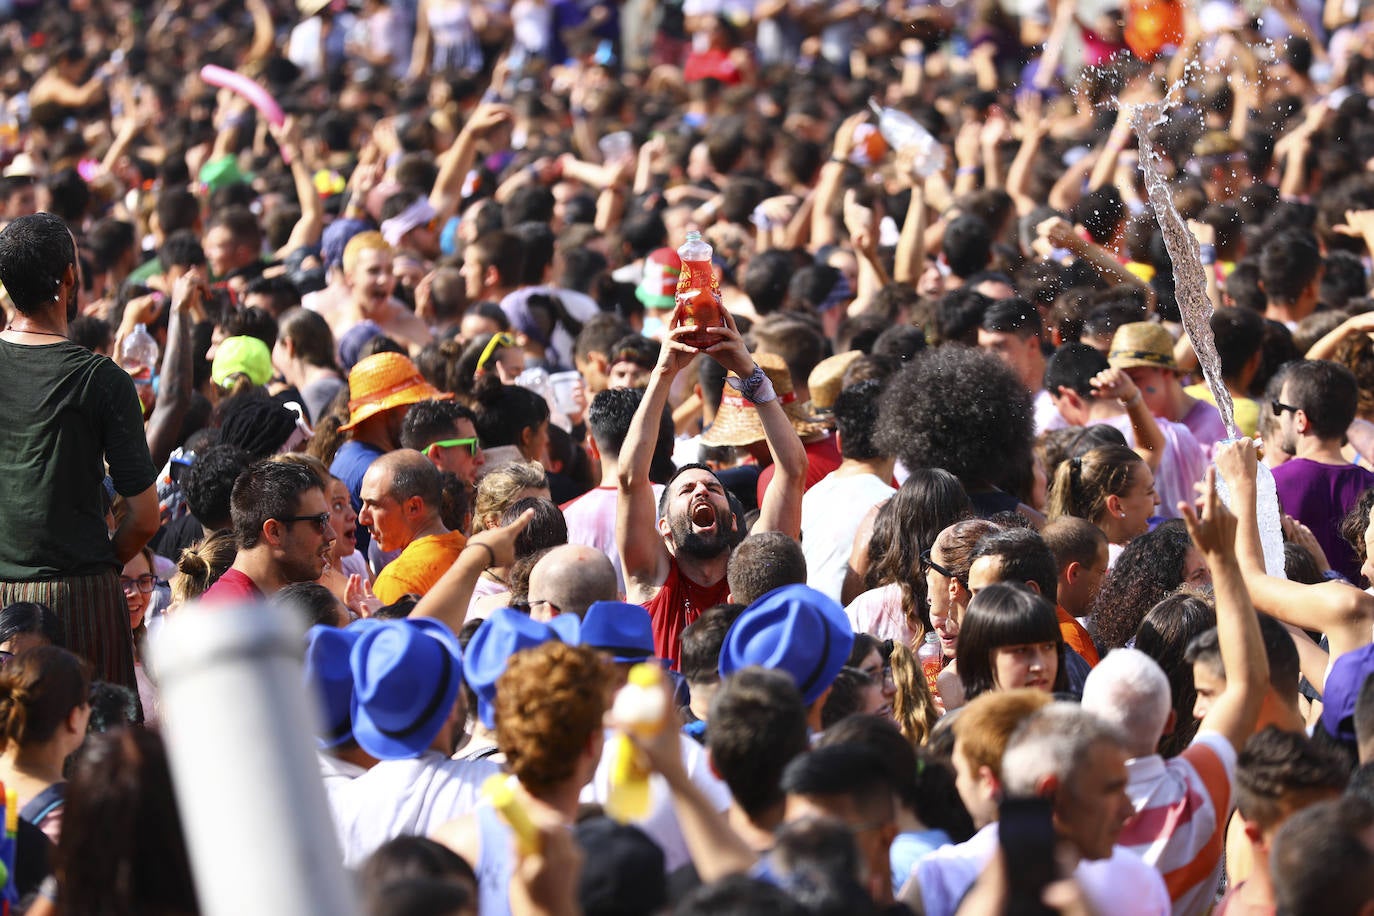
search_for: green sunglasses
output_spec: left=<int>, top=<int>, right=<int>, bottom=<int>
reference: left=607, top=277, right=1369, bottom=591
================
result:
left=426, top=437, right=481, bottom=458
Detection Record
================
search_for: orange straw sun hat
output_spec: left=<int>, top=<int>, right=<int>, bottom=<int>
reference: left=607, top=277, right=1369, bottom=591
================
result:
left=701, top=352, right=828, bottom=448
left=340, top=352, right=451, bottom=432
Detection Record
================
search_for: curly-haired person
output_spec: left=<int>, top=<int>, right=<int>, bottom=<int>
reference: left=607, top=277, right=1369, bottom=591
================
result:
left=874, top=345, right=1038, bottom=523
left=434, top=641, right=610, bottom=916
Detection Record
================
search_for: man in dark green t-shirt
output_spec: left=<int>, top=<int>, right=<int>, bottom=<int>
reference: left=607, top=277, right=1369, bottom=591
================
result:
left=0, top=212, right=159, bottom=690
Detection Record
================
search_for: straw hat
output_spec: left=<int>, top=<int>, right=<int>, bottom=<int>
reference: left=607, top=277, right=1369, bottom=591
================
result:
left=701, top=353, right=829, bottom=447
left=807, top=350, right=864, bottom=419
left=340, top=352, right=451, bottom=432
left=1108, top=322, right=1179, bottom=373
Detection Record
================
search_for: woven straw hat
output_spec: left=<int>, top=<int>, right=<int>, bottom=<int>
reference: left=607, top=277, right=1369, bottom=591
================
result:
left=807, top=350, right=864, bottom=419
left=340, top=352, right=451, bottom=432
left=701, top=353, right=829, bottom=447
left=1108, top=322, right=1179, bottom=373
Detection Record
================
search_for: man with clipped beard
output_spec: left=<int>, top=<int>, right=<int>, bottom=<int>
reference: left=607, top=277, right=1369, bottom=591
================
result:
left=617, top=312, right=807, bottom=666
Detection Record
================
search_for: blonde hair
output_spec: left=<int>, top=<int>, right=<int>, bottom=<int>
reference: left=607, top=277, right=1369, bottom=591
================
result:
left=1046, top=445, right=1142, bottom=526
left=473, top=461, right=549, bottom=531
left=890, top=642, right=939, bottom=747
left=171, top=530, right=238, bottom=605
left=342, top=231, right=391, bottom=274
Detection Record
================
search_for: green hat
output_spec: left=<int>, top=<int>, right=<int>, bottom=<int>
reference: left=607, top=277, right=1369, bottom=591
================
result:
left=198, top=155, right=252, bottom=193
left=212, top=336, right=274, bottom=388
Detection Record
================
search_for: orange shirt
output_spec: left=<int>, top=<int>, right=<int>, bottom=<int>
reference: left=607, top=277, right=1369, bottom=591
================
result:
left=372, top=530, right=469, bottom=605
left=1057, top=605, right=1100, bottom=667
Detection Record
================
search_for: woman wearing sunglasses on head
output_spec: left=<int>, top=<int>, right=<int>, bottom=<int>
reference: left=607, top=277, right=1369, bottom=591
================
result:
left=923, top=518, right=1002, bottom=714
left=470, top=372, right=551, bottom=474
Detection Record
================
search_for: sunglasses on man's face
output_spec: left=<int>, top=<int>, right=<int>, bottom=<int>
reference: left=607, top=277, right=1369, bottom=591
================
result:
left=274, top=513, right=332, bottom=533
left=426, top=437, right=481, bottom=458
left=1271, top=399, right=1300, bottom=417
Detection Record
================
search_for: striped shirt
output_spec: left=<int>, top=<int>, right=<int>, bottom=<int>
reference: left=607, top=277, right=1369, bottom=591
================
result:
left=1117, top=731, right=1237, bottom=916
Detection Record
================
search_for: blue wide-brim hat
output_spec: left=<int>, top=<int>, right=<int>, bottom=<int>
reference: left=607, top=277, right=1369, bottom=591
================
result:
left=303, top=619, right=379, bottom=750
left=350, top=618, right=465, bottom=760
left=581, top=601, right=656, bottom=664
left=464, top=607, right=579, bottom=729
left=719, top=584, right=854, bottom=705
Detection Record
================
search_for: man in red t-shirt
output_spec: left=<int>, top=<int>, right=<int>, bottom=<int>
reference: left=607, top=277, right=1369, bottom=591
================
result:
left=617, top=312, right=807, bottom=666
left=199, top=460, right=338, bottom=607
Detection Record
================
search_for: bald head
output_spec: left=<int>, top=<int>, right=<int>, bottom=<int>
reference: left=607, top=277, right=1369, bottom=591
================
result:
left=528, top=545, right=618, bottom=621
left=360, top=449, right=444, bottom=551
left=369, top=449, right=443, bottom=506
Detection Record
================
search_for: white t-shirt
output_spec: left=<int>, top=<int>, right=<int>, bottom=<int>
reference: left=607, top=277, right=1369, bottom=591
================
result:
left=802, top=471, right=895, bottom=603
left=581, top=731, right=731, bottom=872
left=329, top=751, right=500, bottom=867
left=1035, top=388, right=1067, bottom=435
left=562, top=484, right=664, bottom=596
left=910, top=823, right=1170, bottom=916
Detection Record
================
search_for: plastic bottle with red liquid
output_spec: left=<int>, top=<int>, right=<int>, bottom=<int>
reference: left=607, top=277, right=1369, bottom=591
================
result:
left=120, top=323, right=160, bottom=388
left=918, top=631, right=943, bottom=699
left=674, top=231, right=724, bottom=349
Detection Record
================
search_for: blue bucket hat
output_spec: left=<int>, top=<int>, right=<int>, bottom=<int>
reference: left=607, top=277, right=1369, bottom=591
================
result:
left=581, top=601, right=656, bottom=664
left=719, top=584, right=854, bottom=705
left=463, top=607, right=579, bottom=729
left=303, top=620, right=380, bottom=750
left=349, top=618, right=465, bottom=760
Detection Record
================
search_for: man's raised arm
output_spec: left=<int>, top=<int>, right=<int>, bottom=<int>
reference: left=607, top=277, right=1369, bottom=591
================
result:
left=617, top=325, right=697, bottom=601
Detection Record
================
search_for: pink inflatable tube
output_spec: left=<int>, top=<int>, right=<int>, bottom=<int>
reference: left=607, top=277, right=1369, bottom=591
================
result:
left=200, top=65, right=285, bottom=127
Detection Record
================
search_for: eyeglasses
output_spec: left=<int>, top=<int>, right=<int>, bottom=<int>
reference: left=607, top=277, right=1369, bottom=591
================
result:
left=120, top=573, right=157, bottom=594
left=921, top=548, right=967, bottom=589
left=477, top=332, right=517, bottom=372
left=426, top=437, right=481, bottom=458
left=274, top=513, right=332, bottom=532
left=860, top=665, right=895, bottom=688
left=1271, top=399, right=1300, bottom=417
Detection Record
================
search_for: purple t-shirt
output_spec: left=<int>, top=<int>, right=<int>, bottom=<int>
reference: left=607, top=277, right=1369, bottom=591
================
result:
left=1182, top=398, right=1230, bottom=457
left=1272, top=458, right=1374, bottom=582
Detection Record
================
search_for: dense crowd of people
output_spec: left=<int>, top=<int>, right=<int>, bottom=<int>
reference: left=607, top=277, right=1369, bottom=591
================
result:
left=6, top=0, right=1374, bottom=912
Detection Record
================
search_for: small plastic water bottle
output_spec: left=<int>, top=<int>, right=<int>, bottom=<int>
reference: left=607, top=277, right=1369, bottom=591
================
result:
left=121, top=323, right=160, bottom=386
left=606, top=664, right=667, bottom=823
left=868, top=99, right=946, bottom=179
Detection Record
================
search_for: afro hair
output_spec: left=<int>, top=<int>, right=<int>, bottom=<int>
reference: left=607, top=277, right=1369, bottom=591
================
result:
left=875, top=344, right=1033, bottom=491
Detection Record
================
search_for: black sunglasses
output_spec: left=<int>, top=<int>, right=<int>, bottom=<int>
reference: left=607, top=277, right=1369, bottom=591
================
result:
left=921, top=548, right=967, bottom=589
left=1271, top=399, right=1300, bottom=417
left=274, top=513, right=331, bottom=532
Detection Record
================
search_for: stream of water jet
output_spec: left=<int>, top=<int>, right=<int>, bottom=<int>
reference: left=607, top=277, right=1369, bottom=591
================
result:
left=1130, top=101, right=1237, bottom=440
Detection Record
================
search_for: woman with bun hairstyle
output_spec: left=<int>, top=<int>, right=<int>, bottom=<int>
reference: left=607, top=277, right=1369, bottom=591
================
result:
left=1046, top=444, right=1158, bottom=563
left=0, top=647, right=92, bottom=842
left=470, top=375, right=551, bottom=472
left=168, top=530, right=237, bottom=612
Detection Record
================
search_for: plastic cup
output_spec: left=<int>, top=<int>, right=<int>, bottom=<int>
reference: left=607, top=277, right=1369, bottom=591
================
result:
left=550, top=370, right=582, bottom=418
left=599, top=131, right=634, bottom=165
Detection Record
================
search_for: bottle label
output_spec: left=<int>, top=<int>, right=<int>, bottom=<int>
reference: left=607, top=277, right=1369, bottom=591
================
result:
left=674, top=259, right=722, bottom=346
